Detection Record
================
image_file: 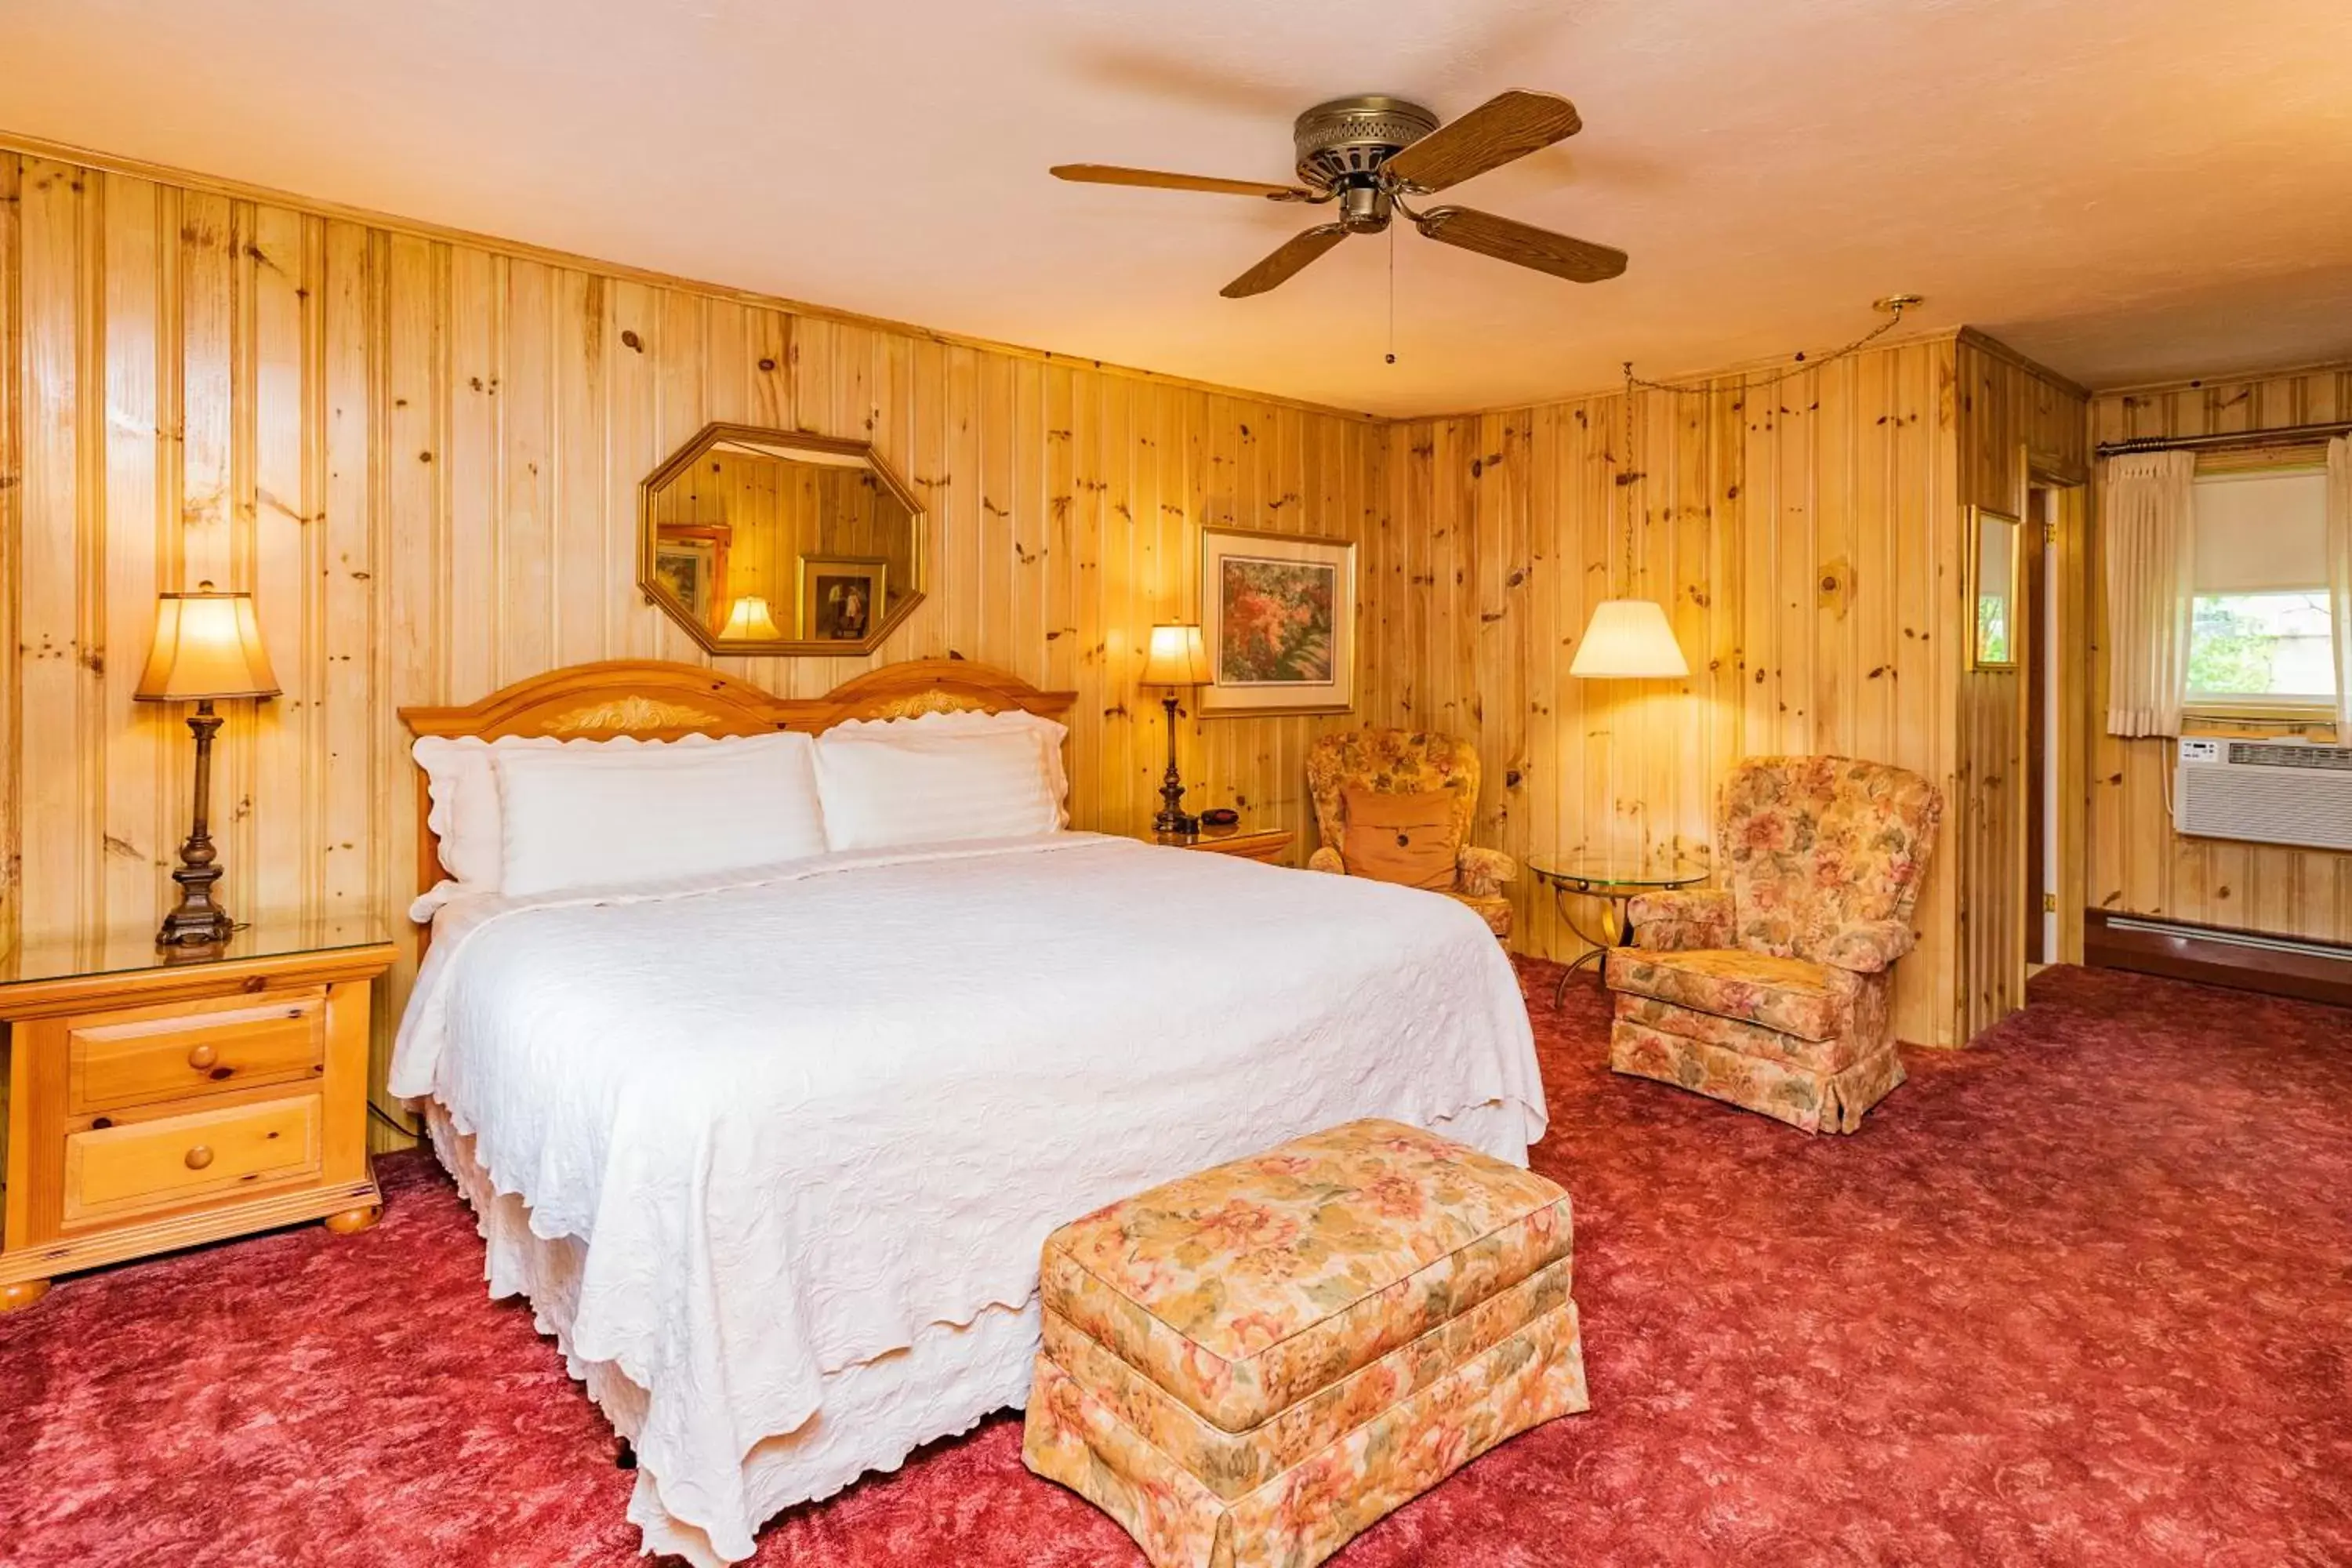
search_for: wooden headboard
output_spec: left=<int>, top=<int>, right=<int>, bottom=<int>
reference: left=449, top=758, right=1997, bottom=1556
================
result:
left=397, top=657, right=1078, bottom=909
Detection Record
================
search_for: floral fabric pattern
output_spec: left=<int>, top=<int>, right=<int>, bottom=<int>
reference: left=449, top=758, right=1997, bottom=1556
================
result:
left=1606, top=949, right=1859, bottom=1044
left=1023, top=1116, right=1590, bottom=1568
left=1814, top=917, right=1917, bottom=974
left=1611, top=991, right=1872, bottom=1073
left=1455, top=846, right=1515, bottom=900
left=1716, top=755, right=1943, bottom=967
left=1624, top=888, right=1733, bottom=952
left=1040, top=1119, right=1571, bottom=1434
left=1609, top=1015, right=1907, bottom=1134
left=1304, top=729, right=1517, bottom=938
left=1604, top=755, right=1939, bottom=1133
left=1037, top=1252, right=1576, bottom=1501
left=1024, top=1297, right=1588, bottom=1568
left=1450, top=891, right=1514, bottom=936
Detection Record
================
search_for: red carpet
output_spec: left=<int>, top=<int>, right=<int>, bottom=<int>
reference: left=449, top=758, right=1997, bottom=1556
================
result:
left=5, top=962, right=2350, bottom=1566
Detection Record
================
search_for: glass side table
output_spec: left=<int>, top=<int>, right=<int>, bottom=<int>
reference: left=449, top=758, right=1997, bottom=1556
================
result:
left=1526, top=857, right=1708, bottom=1007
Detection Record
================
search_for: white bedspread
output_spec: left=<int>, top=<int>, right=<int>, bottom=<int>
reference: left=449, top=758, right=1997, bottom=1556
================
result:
left=390, top=833, right=1544, bottom=1564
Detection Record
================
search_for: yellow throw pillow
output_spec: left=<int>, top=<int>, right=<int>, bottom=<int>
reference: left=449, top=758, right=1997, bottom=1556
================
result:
left=1340, top=787, right=1461, bottom=891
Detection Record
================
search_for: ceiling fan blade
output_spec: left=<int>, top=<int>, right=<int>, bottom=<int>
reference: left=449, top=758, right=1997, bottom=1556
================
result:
left=1381, top=90, right=1583, bottom=193
left=1051, top=164, right=1311, bottom=201
left=1414, top=206, right=1626, bottom=284
left=1220, top=224, right=1352, bottom=299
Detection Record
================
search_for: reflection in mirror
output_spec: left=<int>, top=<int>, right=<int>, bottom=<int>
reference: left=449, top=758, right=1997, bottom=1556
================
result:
left=640, top=425, right=924, bottom=654
left=1971, top=507, right=2020, bottom=670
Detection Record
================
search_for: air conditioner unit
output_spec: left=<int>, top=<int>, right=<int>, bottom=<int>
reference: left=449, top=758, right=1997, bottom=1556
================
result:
left=2176, top=737, right=2352, bottom=851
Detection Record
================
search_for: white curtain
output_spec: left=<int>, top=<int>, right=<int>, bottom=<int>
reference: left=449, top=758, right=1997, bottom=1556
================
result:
left=2330, top=434, right=2352, bottom=732
left=2101, top=450, right=2198, bottom=738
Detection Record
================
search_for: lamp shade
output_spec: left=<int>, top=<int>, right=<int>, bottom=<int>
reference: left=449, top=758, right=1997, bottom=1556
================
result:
left=1568, top=598, right=1689, bottom=680
left=1141, top=622, right=1212, bottom=687
left=133, top=583, right=280, bottom=702
left=719, top=594, right=784, bottom=641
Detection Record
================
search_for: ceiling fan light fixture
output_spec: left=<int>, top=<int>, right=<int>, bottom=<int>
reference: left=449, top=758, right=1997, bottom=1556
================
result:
left=1051, top=88, right=1624, bottom=299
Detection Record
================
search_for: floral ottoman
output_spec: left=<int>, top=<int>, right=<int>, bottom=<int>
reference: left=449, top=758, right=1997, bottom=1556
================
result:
left=1022, top=1119, right=1588, bottom=1568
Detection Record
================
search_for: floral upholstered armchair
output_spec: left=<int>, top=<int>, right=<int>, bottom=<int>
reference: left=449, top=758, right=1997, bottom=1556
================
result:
left=1604, top=756, right=1943, bottom=1133
left=1305, top=729, right=1517, bottom=938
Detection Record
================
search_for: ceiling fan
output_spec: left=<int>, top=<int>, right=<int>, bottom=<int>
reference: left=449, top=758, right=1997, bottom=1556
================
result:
left=1052, top=91, right=1626, bottom=299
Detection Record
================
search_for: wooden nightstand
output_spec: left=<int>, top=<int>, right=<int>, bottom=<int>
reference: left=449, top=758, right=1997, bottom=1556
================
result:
left=1152, top=826, right=1294, bottom=865
left=0, top=915, right=397, bottom=1312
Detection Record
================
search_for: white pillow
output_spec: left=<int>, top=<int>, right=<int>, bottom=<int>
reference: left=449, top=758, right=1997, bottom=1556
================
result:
left=815, top=724, right=1062, bottom=851
left=491, top=731, right=829, bottom=898
left=413, top=734, right=560, bottom=892
left=820, top=708, right=1070, bottom=819
left=414, top=732, right=775, bottom=895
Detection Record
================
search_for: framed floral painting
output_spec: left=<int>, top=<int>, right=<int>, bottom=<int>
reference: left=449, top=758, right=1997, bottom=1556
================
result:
left=1200, top=526, right=1356, bottom=716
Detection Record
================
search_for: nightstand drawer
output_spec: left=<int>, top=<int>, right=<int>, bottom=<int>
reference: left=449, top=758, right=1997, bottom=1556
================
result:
left=67, top=990, right=327, bottom=1114
left=63, top=1094, right=324, bottom=1225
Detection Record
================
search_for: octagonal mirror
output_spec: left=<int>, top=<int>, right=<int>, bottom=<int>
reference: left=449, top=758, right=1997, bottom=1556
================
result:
left=639, top=423, right=925, bottom=655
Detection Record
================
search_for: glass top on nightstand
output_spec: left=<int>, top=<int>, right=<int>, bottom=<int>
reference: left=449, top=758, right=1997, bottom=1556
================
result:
left=0, top=909, right=393, bottom=990
left=1526, top=857, right=1708, bottom=893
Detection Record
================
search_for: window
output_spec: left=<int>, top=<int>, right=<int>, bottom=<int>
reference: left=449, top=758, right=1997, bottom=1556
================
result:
left=2187, top=466, right=2334, bottom=709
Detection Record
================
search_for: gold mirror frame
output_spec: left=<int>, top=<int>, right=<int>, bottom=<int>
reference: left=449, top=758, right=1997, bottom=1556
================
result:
left=637, top=423, right=926, bottom=656
left=1967, top=506, right=2022, bottom=671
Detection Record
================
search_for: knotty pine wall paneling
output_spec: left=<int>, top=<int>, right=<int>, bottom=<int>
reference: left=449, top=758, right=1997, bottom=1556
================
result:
left=1377, top=338, right=1970, bottom=1044
left=2089, top=362, right=2352, bottom=942
left=0, top=151, right=1381, bottom=1149
left=1374, top=333, right=2084, bottom=1048
left=1951, top=335, right=2090, bottom=1037
left=1, top=138, right=2089, bottom=1132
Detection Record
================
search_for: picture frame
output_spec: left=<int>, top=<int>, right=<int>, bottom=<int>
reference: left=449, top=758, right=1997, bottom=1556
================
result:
left=798, top=555, right=888, bottom=643
left=1200, top=526, right=1356, bottom=716
left=1968, top=507, right=2022, bottom=670
left=652, top=526, right=730, bottom=636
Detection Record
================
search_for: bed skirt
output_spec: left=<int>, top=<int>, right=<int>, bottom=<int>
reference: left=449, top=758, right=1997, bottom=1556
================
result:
left=423, top=1094, right=1533, bottom=1563
left=424, top=1102, right=1038, bottom=1568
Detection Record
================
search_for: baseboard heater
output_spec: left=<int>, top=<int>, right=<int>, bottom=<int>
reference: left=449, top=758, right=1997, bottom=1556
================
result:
left=2085, top=909, right=2352, bottom=1008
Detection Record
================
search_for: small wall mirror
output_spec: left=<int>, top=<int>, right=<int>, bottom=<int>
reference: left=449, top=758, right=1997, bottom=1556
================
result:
left=1969, top=507, right=2021, bottom=670
left=640, top=423, right=924, bottom=655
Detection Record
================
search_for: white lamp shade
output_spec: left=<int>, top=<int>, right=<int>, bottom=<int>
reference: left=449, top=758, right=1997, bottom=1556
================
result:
left=1569, top=598, right=1689, bottom=680
left=719, top=594, right=784, bottom=641
left=1141, top=622, right=1212, bottom=687
left=133, top=584, right=280, bottom=702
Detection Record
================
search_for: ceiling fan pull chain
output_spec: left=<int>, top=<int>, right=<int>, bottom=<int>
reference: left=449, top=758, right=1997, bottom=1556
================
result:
left=1621, top=361, right=1639, bottom=595
left=1386, top=223, right=1397, bottom=365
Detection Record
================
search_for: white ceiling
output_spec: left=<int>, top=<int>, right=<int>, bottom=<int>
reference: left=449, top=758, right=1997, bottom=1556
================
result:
left=3, top=0, right=2349, bottom=416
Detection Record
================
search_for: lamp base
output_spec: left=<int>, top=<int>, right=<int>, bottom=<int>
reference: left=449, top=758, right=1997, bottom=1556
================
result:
left=1153, top=692, right=1198, bottom=840
left=157, top=895, right=234, bottom=949
left=158, top=702, right=234, bottom=949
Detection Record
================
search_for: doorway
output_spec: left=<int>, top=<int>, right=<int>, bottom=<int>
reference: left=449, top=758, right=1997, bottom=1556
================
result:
left=2026, top=486, right=2053, bottom=965
left=2025, top=477, right=2089, bottom=970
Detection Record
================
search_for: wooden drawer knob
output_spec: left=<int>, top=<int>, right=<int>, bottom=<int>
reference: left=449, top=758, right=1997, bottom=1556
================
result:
left=187, top=1043, right=220, bottom=1070
left=183, top=1145, right=215, bottom=1171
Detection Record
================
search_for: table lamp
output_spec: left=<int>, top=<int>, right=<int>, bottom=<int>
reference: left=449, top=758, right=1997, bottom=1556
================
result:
left=719, top=593, right=783, bottom=641
left=133, top=582, right=280, bottom=947
left=1140, top=623, right=1211, bottom=836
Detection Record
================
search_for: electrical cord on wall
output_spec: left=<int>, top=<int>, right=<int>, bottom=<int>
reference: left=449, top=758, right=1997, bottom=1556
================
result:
left=368, top=1098, right=420, bottom=1142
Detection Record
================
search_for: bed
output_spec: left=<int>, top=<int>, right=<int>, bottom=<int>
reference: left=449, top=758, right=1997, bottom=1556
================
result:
left=388, top=658, right=1547, bottom=1566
